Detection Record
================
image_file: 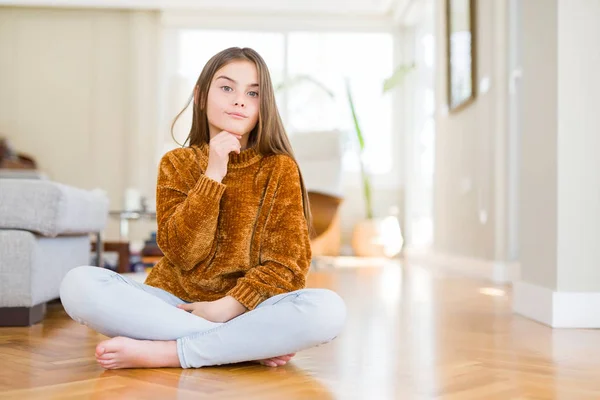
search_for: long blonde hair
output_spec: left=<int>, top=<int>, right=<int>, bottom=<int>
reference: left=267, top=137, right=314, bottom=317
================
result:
left=171, top=47, right=312, bottom=230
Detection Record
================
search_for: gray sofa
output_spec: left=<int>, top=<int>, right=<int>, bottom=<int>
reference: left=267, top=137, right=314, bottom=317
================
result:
left=0, top=179, right=109, bottom=326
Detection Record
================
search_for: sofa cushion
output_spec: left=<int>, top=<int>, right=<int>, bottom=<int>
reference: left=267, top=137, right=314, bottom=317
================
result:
left=0, top=179, right=109, bottom=236
left=0, top=230, right=91, bottom=307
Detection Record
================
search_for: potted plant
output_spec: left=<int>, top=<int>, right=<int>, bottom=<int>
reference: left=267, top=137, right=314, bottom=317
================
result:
left=348, top=63, right=415, bottom=257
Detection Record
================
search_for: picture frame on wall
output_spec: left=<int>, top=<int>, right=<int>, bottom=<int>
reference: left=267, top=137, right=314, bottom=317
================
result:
left=446, top=0, right=476, bottom=112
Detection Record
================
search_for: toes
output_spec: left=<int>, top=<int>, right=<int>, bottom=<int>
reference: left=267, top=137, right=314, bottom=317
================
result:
left=98, top=359, right=117, bottom=369
left=96, top=339, right=115, bottom=356
left=257, top=352, right=298, bottom=367
left=260, top=359, right=286, bottom=367
left=96, top=353, right=116, bottom=361
left=95, top=345, right=106, bottom=357
left=258, top=360, right=278, bottom=367
left=96, top=337, right=127, bottom=357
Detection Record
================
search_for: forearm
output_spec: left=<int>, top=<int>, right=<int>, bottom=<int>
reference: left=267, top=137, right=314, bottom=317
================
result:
left=157, top=175, right=225, bottom=270
left=213, top=295, right=248, bottom=321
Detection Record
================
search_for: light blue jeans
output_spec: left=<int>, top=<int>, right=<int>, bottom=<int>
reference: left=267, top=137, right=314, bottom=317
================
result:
left=59, top=266, right=346, bottom=368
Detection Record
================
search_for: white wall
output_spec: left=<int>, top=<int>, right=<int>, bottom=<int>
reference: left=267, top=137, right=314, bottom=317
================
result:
left=432, top=0, right=509, bottom=261
left=0, top=6, right=161, bottom=241
left=556, top=0, right=600, bottom=292
left=519, top=0, right=558, bottom=290
left=516, top=0, right=600, bottom=292
left=514, top=0, right=600, bottom=328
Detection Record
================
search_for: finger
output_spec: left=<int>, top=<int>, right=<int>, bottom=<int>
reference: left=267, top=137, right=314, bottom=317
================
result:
left=220, top=138, right=240, bottom=153
left=229, top=141, right=241, bottom=154
left=228, top=135, right=242, bottom=147
left=225, top=130, right=243, bottom=139
left=221, top=130, right=243, bottom=140
left=218, top=130, right=234, bottom=138
left=177, top=303, right=194, bottom=311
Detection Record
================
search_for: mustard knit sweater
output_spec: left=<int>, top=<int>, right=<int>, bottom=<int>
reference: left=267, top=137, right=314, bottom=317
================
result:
left=144, top=143, right=312, bottom=310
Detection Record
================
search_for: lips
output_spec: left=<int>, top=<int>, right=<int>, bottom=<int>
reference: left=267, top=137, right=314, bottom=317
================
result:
left=227, top=112, right=248, bottom=119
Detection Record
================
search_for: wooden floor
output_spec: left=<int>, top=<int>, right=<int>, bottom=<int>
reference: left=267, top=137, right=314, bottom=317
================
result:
left=2, top=259, right=600, bottom=399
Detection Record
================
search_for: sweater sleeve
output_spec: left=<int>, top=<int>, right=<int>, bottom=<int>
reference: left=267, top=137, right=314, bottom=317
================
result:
left=227, top=157, right=312, bottom=310
left=155, top=150, right=226, bottom=271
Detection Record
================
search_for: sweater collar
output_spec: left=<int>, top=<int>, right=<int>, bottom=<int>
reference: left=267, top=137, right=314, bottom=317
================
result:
left=195, top=142, right=263, bottom=169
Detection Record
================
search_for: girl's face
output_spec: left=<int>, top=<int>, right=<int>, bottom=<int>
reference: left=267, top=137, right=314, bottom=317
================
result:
left=205, top=60, right=260, bottom=138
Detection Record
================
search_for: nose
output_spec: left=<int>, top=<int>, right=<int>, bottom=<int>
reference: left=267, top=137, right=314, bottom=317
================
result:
left=234, top=94, right=245, bottom=107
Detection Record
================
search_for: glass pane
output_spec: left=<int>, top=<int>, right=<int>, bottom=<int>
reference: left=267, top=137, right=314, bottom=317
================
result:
left=178, top=30, right=285, bottom=81
left=286, top=32, right=394, bottom=174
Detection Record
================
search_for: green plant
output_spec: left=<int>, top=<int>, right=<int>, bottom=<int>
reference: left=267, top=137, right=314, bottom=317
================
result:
left=383, top=63, right=415, bottom=94
left=344, top=78, right=373, bottom=219
left=345, top=62, right=415, bottom=219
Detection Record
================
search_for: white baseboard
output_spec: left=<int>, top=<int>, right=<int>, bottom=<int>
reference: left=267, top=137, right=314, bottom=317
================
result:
left=512, top=281, right=553, bottom=326
left=402, top=247, right=520, bottom=283
left=513, top=281, right=600, bottom=328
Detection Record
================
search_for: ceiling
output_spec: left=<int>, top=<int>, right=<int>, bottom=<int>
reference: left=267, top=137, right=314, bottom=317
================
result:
left=0, top=0, right=409, bottom=17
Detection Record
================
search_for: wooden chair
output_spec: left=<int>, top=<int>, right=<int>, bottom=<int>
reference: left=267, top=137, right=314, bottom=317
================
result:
left=308, top=192, right=343, bottom=256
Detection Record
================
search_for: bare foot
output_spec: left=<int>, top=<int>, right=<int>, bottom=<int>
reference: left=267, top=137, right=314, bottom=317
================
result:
left=95, top=336, right=180, bottom=369
left=257, top=353, right=296, bottom=368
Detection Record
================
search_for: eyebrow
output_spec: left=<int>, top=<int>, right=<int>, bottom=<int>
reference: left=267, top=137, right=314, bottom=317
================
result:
left=215, top=75, right=259, bottom=88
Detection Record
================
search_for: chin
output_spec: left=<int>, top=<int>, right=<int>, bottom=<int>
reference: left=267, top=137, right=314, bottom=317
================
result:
left=223, top=122, right=253, bottom=136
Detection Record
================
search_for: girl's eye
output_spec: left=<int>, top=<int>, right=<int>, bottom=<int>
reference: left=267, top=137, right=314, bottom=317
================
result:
left=248, top=91, right=259, bottom=98
left=221, top=86, right=233, bottom=92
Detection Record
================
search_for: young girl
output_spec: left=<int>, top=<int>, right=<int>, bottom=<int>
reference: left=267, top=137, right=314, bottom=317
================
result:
left=59, top=47, right=346, bottom=369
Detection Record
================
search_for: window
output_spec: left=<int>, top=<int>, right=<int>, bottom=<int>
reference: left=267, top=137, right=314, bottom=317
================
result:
left=287, top=32, right=393, bottom=174
left=166, top=29, right=393, bottom=175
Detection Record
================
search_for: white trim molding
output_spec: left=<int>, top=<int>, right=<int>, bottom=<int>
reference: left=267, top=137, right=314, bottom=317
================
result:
left=513, top=281, right=600, bottom=328
left=402, top=247, right=521, bottom=283
left=160, top=10, right=395, bottom=32
left=0, top=0, right=392, bottom=16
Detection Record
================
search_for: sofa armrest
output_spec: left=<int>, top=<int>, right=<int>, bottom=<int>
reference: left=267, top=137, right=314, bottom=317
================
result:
left=0, top=179, right=109, bottom=236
